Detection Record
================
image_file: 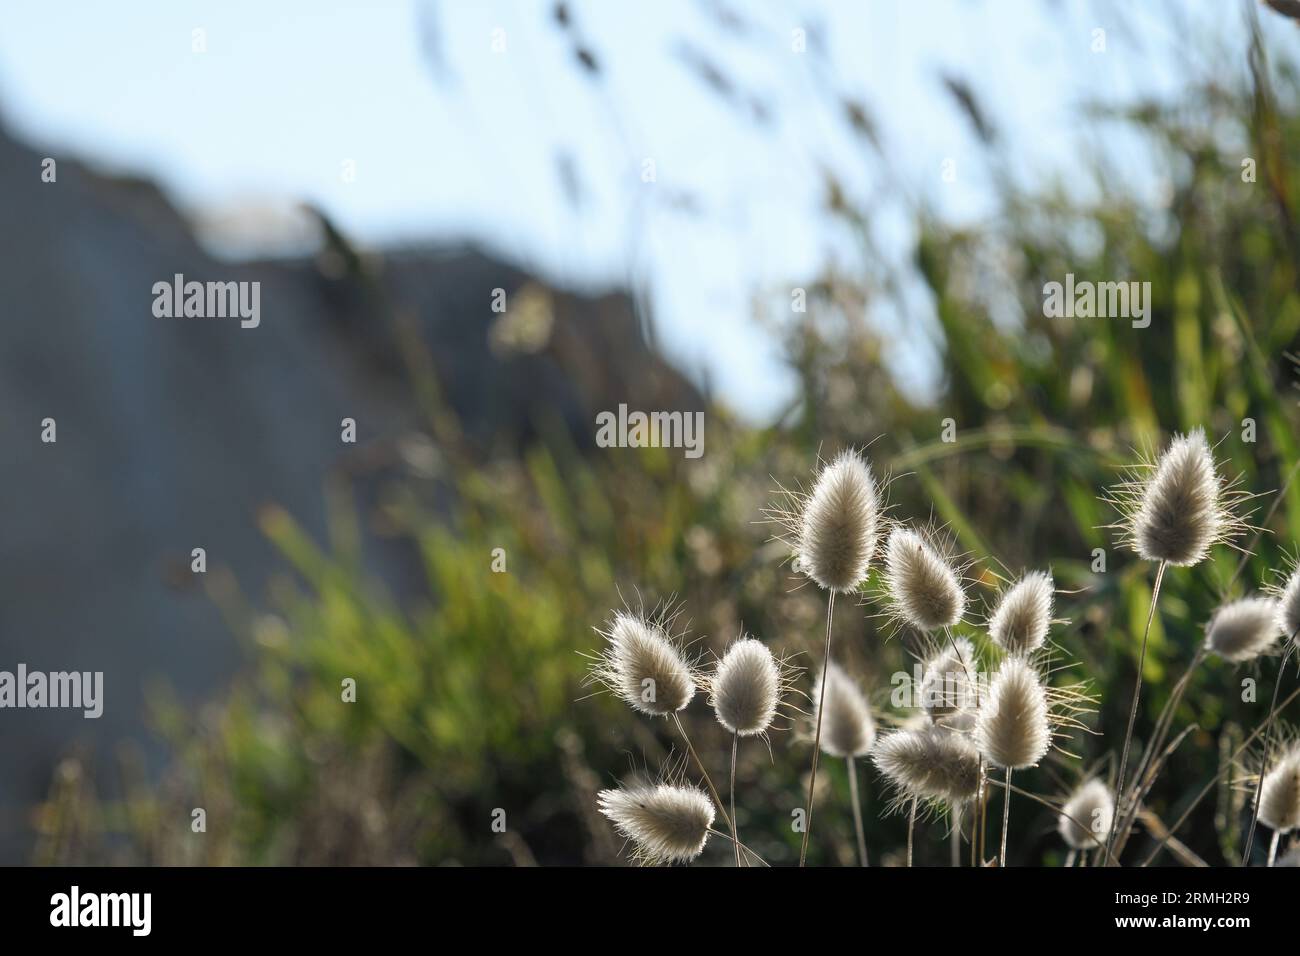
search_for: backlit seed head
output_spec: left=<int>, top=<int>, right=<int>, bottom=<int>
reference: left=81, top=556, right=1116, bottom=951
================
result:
left=1106, top=429, right=1248, bottom=567
left=1058, top=779, right=1114, bottom=850
left=1268, top=562, right=1300, bottom=645
left=975, top=657, right=1050, bottom=770
left=783, top=450, right=882, bottom=593
left=597, top=782, right=716, bottom=865
left=1204, top=596, right=1281, bottom=663
left=989, top=571, right=1054, bottom=656
left=708, top=635, right=786, bottom=737
left=813, top=661, right=876, bottom=757
left=872, top=726, right=983, bottom=806
left=1259, top=744, right=1300, bottom=834
left=589, top=608, right=696, bottom=717
left=920, top=637, right=978, bottom=721
left=883, top=527, right=966, bottom=630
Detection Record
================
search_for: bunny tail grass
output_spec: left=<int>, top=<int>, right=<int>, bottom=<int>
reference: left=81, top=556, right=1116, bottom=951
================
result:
left=597, top=782, right=715, bottom=866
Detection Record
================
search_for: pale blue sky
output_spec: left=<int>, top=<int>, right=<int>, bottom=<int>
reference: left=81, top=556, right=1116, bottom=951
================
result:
left=0, top=1, right=1276, bottom=419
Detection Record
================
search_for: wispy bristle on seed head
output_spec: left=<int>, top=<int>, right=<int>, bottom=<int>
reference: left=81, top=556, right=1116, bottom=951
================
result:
left=989, top=571, right=1054, bottom=656
left=920, top=637, right=978, bottom=721
left=883, top=527, right=966, bottom=630
left=975, top=657, right=1051, bottom=770
left=813, top=661, right=876, bottom=757
left=872, top=727, right=982, bottom=806
left=788, top=450, right=882, bottom=593
left=1106, top=429, right=1248, bottom=567
left=709, top=635, right=786, bottom=737
left=1268, top=562, right=1300, bottom=644
left=1259, top=743, right=1300, bottom=833
left=590, top=608, right=696, bottom=717
left=1058, top=779, right=1114, bottom=850
left=1204, top=596, right=1281, bottom=663
left=597, top=782, right=716, bottom=864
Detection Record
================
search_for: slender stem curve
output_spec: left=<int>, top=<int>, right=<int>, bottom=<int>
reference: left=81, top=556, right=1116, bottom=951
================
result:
left=847, top=755, right=868, bottom=867
left=951, top=805, right=962, bottom=868
left=799, top=591, right=836, bottom=867
left=907, top=795, right=918, bottom=867
left=1243, top=640, right=1296, bottom=864
left=1107, top=559, right=1167, bottom=864
left=730, top=732, right=741, bottom=868
left=672, top=713, right=732, bottom=833
left=1140, top=684, right=1300, bottom=866
left=999, top=766, right=1013, bottom=867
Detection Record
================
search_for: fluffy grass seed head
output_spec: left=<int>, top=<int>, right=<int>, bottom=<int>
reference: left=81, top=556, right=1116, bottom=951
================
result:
left=1268, top=560, right=1300, bottom=645
left=872, top=726, right=983, bottom=807
left=920, top=636, right=979, bottom=724
left=1058, top=779, right=1114, bottom=850
left=597, top=782, right=716, bottom=865
left=989, top=570, right=1054, bottom=656
left=1204, top=596, right=1281, bottom=663
left=779, top=449, right=882, bottom=593
left=589, top=608, right=696, bottom=718
left=883, top=527, right=967, bottom=630
left=1259, top=742, right=1300, bottom=834
left=708, top=635, right=793, bottom=737
left=813, top=661, right=876, bottom=757
left=1106, top=429, right=1249, bottom=567
left=975, top=656, right=1051, bottom=770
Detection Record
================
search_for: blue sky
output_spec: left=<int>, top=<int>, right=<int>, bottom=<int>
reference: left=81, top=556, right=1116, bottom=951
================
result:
left=0, top=1, right=1276, bottom=419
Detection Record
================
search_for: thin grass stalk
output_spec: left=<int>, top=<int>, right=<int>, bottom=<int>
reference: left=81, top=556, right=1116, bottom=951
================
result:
left=907, top=794, right=917, bottom=867
left=707, top=828, right=770, bottom=867
left=800, top=591, right=836, bottom=867
left=1243, top=639, right=1297, bottom=864
left=847, top=755, right=868, bottom=866
left=1107, top=559, right=1167, bottom=863
left=993, top=776, right=1116, bottom=865
left=1225, top=457, right=1300, bottom=595
left=951, top=806, right=962, bottom=867
left=730, top=732, right=741, bottom=868
left=1140, top=684, right=1300, bottom=866
left=1114, top=724, right=1200, bottom=860
left=672, top=713, right=733, bottom=833
left=971, top=776, right=979, bottom=867
left=1139, top=645, right=1208, bottom=791
left=1000, top=766, right=1013, bottom=867
left=1113, top=718, right=1202, bottom=860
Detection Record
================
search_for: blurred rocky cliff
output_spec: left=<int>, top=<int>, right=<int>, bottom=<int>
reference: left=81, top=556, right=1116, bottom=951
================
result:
left=0, top=120, right=701, bottom=861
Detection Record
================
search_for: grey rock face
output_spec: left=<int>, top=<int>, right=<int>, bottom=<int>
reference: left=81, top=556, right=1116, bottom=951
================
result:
left=0, top=123, right=699, bottom=860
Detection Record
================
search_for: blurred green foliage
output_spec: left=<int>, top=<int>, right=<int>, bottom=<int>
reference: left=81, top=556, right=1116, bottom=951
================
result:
left=33, top=12, right=1300, bottom=867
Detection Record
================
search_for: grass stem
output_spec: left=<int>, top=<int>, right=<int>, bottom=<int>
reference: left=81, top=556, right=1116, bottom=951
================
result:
left=730, top=732, right=741, bottom=868
left=799, top=590, right=836, bottom=867
left=1000, top=766, right=1012, bottom=867
left=1107, top=558, right=1167, bottom=864
left=1243, top=640, right=1296, bottom=864
left=672, top=713, right=732, bottom=833
left=847, top=755, right=868, bottom=866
